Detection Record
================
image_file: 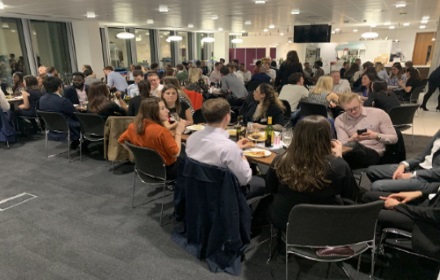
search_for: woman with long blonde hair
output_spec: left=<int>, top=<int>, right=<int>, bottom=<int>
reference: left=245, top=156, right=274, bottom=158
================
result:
left=266, top=115, right=358, bottom=230
left=304, top=75, right=339, bottom=108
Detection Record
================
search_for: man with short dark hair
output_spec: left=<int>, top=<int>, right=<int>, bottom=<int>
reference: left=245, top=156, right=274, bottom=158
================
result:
left=209, top=62, right=222, bottom=84
left=147, top=72, right=163, bottom=97
left=176, top=64, right=188, bottom=85
left=186, top=98, right=263, bottom=196
left=64, top=72, right=88, bottom=105
left=83, top=69, right=100, bottom=86
left=278, top=72, right=309, bottom=111
left=126, top=70, right=144, bottom=97
left=103, top=66, right=128, bottom=92
left=331, top=70, right=351, bottom=94
left=220, top=66, right=248, bottom=106
left=39, top=77, right=81, bottom=149
left=340, top=61, right=350, bottom=78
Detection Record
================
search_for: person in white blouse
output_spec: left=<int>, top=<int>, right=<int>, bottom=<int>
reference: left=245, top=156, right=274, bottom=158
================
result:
left=237, top=63, right=251, bottom=83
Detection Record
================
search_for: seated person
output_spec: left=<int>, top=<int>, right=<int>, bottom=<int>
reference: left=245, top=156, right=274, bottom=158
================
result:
left=302, top=75, right=339, bottom=111
left=312, top=60, right=325, bottom=85
left=119, top=97, right=186, bottom=179
left=388, top=63, right=407, bottom=91
left=243, top=83, right=285, bottom=131
left=250, top=64, right=271, bottom=85
left=186, top=98, right=264, bottom=197
left=363, top=80, right=400, bottom=114
left=162, top=76, right=194, bottom=114
left=398, top=67, right=422, bottom=100
left=366, top=129, right=440, bottom=193
left=83, top=69, right=101, bottom=86
left=64, top=72, right=88, bottom=105
left=127, top=80, right=151, bottom=116
left=335, top=92, right=397, bottom=169
left=277, top=72, right=309, bottom=111
left=266, top=115, right=358, bottom=231
left=161, top=84, right=193, bottom=129
left=362, top=189, right=440, bottom=260
left=39, top=77, right=81, bottom=149
left=331, top=70, right=351, bottom=94
left=87, top=82, right=127, bottom=121
left=15, top=75, right=42, bottom=117
left=12, top=72, right=25, bottom=96
left=220, top=66, right=248, bottom=107
left=0, top=88, right=10, bottom=111
left=126, top=70, right=144, bottom=98
left=175, top=64, right=188, bottom=85
left=185, top=66, right=209, bottom=95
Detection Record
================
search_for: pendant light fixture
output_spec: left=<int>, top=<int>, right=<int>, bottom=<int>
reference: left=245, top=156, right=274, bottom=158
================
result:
left=116, top=28, right=135, bottom=39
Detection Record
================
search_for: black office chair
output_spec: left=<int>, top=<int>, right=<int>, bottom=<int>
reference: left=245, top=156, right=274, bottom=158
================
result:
left=298, top=101, right=328, bottom=118
left=388, top=104, right=419, bottom=151
left=267, top=201, right=384, bottom=280
left=36, top=110, right=71, bottom=160
left=74, top=112, right=105, bottom=160
left=192, top=109, right=205, bottom=124
left=124, top=142, right=174, bottom=225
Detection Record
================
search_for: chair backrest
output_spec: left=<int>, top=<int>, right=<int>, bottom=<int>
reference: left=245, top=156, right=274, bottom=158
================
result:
left=298, top=101, right=328, bottom=118
left=409, top=85, right=425, bottom=103
left=380, top=128, right=406, bottom=164
left=388, top=104, right=419, bottom=126
left=192, top=109, right=205, bottom=124
left=124, top=141, right=166, bottom=181
left=280, top=99, right=292, bottom=120
left=36, top=110, right=69, bottom=132
left=286, top=201, right=384, bottom=247
left=183, top=89, right=203, bottom=111
left=74, top=112, right=105, bottom=136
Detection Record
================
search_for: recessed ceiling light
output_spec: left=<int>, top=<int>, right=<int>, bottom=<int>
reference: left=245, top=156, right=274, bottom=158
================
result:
left=218, top=27, right=223, bottom=31
left=389, top=26, right=395, bottom=29
left=188, top=24, right=194, bottom=28
left=255, top=0, right=266, bottom=4
left=335, top=28, right=340, bottom=32
left=432, top=37, right=436, bottom=41
left=231, top=38, right=243, bottom=44
left=421, top=19, right=429, bottom=24
left=159, top=5, right=168, bottom=13
left=403, top=22, right=410, bottom=26
left=422, top=16, right=430, bottom=20
left=395, top=1, right=407, bottom=8
left=1, top=23, right=9, bottom=28
left=291, top=9, right=300, bottom=15
left=263, top=28, right=268, bottom=32
left=86, top=12, right=96, bottom=18
left=147, top=19, right=154, bottom=24
left=211, top=15, right=218, bottom=20
left=0, top=3, right=4, bottom=9
left=136, top=36, right=142, bottom=42
left=10, top=29, right=16, bottom=33
left=419, top=25, right=426, bottom=29
left=353, top=29, right=358, bottom=32
left=33, top=31, right=37, bottom=35
left=384, top=22, right=391, bottom=26
left=331, top=31, right=336, bottom=34
left=268, top=24, right=275, bottom=29
left=245, top=20, right=251, bottom=25
left=361, top=31, right=379, bottom=39
left=280, top=32, right=284, bottom=36
left=288, top=40, right=292, bottom=43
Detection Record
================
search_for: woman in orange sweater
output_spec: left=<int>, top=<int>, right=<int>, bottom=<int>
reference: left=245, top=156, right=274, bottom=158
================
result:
left=119, top=97, right=186, bottom=179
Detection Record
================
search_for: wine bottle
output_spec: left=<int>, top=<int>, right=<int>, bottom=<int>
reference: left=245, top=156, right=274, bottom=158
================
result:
left=235, top=116, right=242, bottom=142
left=265, top=116, right=273, bottom=147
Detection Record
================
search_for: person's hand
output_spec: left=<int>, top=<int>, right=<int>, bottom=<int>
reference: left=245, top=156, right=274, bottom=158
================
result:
left=331, top=139, right=342, bottom=157
left=383, top=191, right=423, bottom=204
left=237, top=138, right=254, bottom=149
left=357, top=129, right=377, bottom=141
left=329, top=100, right=337, bottom=108
left=379, top=197, right=401, bottom=210
left=396, top=172, right=411, bottom=180
left=348, top=133, right=359, bottom=142
left=175, top=120, right=186, bottom=135
left=252, top=123, right=266, bottom=130
left=114, top=91, right=122, bottom=99
left=392, top=164, right=406, bottom=180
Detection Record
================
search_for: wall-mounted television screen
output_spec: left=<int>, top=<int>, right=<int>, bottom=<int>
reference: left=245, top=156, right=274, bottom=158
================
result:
left=294, top=25, right=332, bottom=43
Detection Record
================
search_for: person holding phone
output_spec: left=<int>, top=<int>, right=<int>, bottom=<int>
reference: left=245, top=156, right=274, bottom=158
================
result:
left=335, top=92, right=397, bottom=169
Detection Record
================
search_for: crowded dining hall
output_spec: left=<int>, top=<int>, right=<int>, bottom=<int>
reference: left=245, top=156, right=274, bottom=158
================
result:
left=1, top=0, right=440, bottom=279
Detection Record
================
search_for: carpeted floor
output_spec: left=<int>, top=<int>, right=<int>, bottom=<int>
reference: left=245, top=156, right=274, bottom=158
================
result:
left=0, top=134, right=438, bottom=280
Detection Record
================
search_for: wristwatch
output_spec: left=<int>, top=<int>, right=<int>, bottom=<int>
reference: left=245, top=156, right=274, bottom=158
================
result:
left=375, top=133, right=382, bottom=141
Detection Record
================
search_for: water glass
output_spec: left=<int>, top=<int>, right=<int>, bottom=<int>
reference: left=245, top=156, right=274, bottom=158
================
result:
left=281, top=128, right=293, bottom=147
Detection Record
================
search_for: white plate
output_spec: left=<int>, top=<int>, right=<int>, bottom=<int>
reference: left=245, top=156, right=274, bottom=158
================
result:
left=247, top=132, right=266, bottom=142
left=186, top=124, right=205, bottom=131
left=243, top=148, right=271, bottom=158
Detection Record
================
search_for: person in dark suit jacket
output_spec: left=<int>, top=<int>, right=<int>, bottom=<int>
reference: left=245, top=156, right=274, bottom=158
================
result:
left=63, top=72, right=89, bottom=105
left=39, top=76, right=81, bottom=148
left=367, top=129, right=440, bottom=193
left=362, top=189, right=440, bottom=260
left=363, top=80, right=400, bottom=114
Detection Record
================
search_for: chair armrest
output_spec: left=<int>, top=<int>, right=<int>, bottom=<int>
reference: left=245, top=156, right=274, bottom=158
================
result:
left=382, top=227, right=412, bottom=238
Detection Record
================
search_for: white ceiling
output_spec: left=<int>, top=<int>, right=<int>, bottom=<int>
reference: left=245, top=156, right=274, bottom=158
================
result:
left=0, top=0, right=439, bottom=35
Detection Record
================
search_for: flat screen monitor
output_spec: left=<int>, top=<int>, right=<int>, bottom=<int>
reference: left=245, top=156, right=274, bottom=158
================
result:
left=293, top=25, right=332, bottom=43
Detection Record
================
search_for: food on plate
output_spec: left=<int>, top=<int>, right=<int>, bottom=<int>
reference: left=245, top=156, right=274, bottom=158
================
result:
left=187, top=124, right=205, bottom=131
left=248, top=132, right=266, bottom=141
left=243, top=149, right=268, bottom=157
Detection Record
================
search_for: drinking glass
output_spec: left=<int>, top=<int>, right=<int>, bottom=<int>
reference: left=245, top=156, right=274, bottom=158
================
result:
left=281, top=128, right=293, bottom=147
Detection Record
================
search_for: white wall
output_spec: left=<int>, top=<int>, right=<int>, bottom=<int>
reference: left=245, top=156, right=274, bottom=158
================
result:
left=71, top=21, right=105, bottom=79
left=213, top=32, right=229, bottom=62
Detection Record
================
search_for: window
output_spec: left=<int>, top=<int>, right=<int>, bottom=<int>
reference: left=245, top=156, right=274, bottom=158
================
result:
left=134, top=29, right=152, bottom=69
left=107, top=27, right=131, bottom=69
left=176, top=32, right=188, bottom=63
left=0, top=17, right=30, bottom=85
left=158, top=30, right=172, bottom=67
left=29, top=20, right=72, bottom=76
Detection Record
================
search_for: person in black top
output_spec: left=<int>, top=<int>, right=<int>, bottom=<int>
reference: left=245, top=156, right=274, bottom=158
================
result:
left=398, top=67, right=422, bottom=101
left=364, top=80, right=400, bottom=114
left=340, top=61, right=349, bottom=79
left=16, top=75, right=42, bottom=117
left=420, top=65, right=440, bottom=111
left=275, top=50, right=303, bottom=89
left=161, top=84, right=193, bottom=129
left=266, top=115, right=358, bottom=231
left=87, top=82, right=127, bottom=121
left=127, top=80, right=151, bottom=116
left=243, top=83, right=285, bottom=130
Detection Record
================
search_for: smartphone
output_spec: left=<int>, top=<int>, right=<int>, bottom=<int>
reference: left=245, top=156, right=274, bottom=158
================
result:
left=357, top=128, right=367, bottom=135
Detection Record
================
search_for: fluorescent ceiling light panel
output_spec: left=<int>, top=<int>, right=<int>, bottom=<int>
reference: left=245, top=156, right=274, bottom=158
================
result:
left=188, top=24, right=194, bottom=28
left=361, top=31, right=378, bottom=39
left=255, top=0, right=266, bottom=4
left=419, top=25, right=426, bottom=29
left=147, top=19, right=154, bottom=24
left=291, top=9, right=300, bottom=15
left=159, top=5, right=168, bottom=12
left=395, top=1, right=406, bottom=8
left=245, top=20, right=251, bottom=25
left=268, top=24, right=275, bottom=29
left=389, top=26, right=395, bottom=29
left=403, top=22, right=410, bottom=26
left=86, top=12, right=96, bottom=18
left=211, top=15, right=218, bottom=20
left=263, top=28, right=268, bottom=32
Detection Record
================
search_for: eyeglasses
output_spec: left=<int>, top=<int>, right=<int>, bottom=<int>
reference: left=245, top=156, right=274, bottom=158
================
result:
left=345, top=105, right=360, bottom=113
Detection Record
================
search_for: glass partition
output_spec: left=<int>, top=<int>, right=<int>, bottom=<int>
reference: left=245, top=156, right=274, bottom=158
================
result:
left=134, top=29, right=152, bottom=69
left=107, top=27, right=131, bottom=69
